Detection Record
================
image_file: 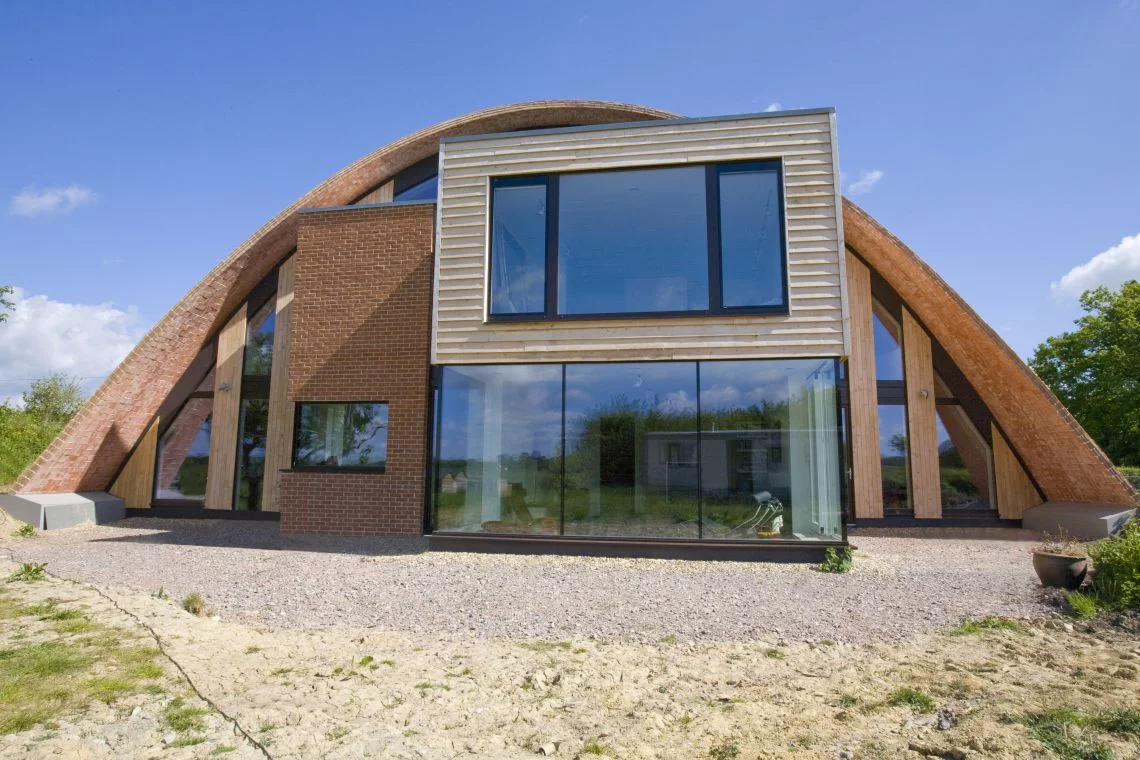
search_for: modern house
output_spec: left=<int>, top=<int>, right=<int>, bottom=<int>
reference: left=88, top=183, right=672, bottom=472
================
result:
left=4, top=101, right=1136, bottom=557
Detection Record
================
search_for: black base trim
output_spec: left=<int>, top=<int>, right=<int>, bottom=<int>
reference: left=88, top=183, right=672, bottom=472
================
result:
left=849, top=516, right=1020, bottom=529
left=126, top=507, right=281, bottom=521
left=427, top=533, right=843, bottom=562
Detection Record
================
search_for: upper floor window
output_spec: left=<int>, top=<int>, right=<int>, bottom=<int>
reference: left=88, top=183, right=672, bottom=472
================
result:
left=487, top=160, right=787, bottom=320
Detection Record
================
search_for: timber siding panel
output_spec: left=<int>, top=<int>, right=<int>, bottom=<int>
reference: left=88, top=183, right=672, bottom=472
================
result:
left=845, top=252, right=883, bottom=518
left=434, top=112, right=846, bottom=363
left=205, top=305, right=246, bottom=509
left=109, top=417, right=158, bottom=508
left=261, top=256, right=296, bottom=512
left=903, top=307, right=941, bottom=519
left=992, top=424, right=1044, bottom=519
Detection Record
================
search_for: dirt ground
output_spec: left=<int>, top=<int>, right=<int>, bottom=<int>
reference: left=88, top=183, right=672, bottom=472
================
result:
left=1, top=550, right=1138, bottom=759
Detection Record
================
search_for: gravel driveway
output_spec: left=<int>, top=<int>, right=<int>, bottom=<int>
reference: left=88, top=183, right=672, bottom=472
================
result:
left=2, top=518, right=1049, bottom=643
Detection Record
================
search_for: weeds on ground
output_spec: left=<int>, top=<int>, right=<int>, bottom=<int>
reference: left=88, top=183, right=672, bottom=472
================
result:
left=208, top=747, right=237, bottom=756
left=162, top=697, right=209, bottom=733
left=11, top=522, right=36, bottom=538
left=414, top=681, right=450, bottom=691
left=1088, top=520, right=1140, bottom=610
left=180, top=593, right=208, bottom=617
left=829, top=693, right=860, bottom=709
left=581, top=737, right=609, bottom=755
left=1021, top=707, right=1140, bottom=760
left=517, top=640, right=573, bottom=653
left=325, top=725, right=351, bottom=741
left=764, top=648, right=785, bottom=659
left=708, top=739, right=741, bottom=759
left=817, top=547, right=853, bottom=573
left=6, top=562, right=48, bottom=583
left=659, top=634, right=678, bottom=645
left=1065, top=591, right=1100, bottom=620
left=946, top=615, right=1023, bottom=635
left=887, top=687, right=935, bottom=713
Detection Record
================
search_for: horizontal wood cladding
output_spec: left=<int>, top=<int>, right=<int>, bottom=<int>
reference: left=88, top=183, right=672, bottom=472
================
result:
left=434, top=112, right=847, bottom=364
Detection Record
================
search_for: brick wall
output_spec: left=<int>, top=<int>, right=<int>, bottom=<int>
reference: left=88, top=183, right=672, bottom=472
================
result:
left=279, top=203, right=435, bottom=536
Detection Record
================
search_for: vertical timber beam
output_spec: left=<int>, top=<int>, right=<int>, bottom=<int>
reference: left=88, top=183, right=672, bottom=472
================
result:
left=903, top=307, right=941, bottom=519
left=109, top=417, right=159, bottom=508
left=261, top=256, right=296, bottom=511
left=992, top=423, right=1044, bottom=519
left=845, top=251, right=883, bottom=518
left=205, top=304, right=247, bottom=509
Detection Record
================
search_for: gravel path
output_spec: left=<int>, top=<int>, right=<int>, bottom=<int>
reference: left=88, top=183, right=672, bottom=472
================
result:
left=1, top=517, right=1049, bottom=643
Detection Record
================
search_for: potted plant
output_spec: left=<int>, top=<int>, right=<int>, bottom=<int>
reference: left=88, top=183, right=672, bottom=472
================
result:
left=1031, top=531, right=1088, bottom=590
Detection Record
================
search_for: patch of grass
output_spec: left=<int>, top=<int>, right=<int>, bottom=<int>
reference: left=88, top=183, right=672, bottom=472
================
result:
left=162, top=698, right=209, bottom=733
left=358, top=655, right=373, bottom=667
left=1065, top=591, right=1100, bottom=620
left=887, top=687, right=935, bottom=714
left=517, top=640, right=573, bottom=653
left=172, top=734, right=205, bottom=747
left=6, top=562, right=48, bottom=583
left=379, top=659, right=395, bottom=667
left=582, top=737, right=609, bottom=755
left=708, top=739, right=741, bottom=759
left=676, top=713, right=694, bottom=726
left=11, top=522, right=37, bottom=538
left=180, top=593, right=207, bottom=617
left=258, top=720, right=279, bottom=733
left=0, top=641, right=93, bottom=735
left=84, top=676, right=139, bottom=703
left=659, top=634, right=678, bottom=645
left=414, top=681, right=450, bottom=691
left=1023, top=709, right=1116, bottom=760
left=325, top=725, right=351, bottom=741
left=829, top=693, right=860, bottom=709
left=270, top=667, right=293, bottom=676
left=51, top=617, right=98, bottom=635
left=209, top=745, right=237, bottom=755
left=1090, top=708, right=1140, bottom=736
left=244, top=645, right=261, bottom=654
left=764, top=648, right=785, bottom=659
left=818, top=639, right=836, bottom=647
left=946, top=615, right=1023, bottom=635
left=817, top=547, right=853, bottom=573
left=0, top=707, right=56, bottom=736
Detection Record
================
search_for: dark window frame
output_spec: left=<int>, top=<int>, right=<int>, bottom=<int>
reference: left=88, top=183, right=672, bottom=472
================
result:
left=486, top=159, right=789, bottom=323
left=290, top=401, right=390, bottom=473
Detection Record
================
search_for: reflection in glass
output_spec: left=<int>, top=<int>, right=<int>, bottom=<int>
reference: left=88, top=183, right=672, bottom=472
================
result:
left=873, top=310, right=903, bottom=382
left=155, top=399, right=212, bottom=502
left=489, top=181, right=547, bottom=315
left=719, top=167, right=784, bottom=308
left=878, top=404, right=910, bottom=513
left=936, top=405, right=991, bottom=510
left=294, top=403, right=389, bottom=469
left=563, top=362, right=700, bottom=538
left=700, top=360, right=841, bottom=539
left=244, top=300, right=276, bottom=376
left=235, top=399, right=268, bottom=511
left=394, top=174, right=438, bottom=202
left=558, top=167, right=709, bottom=315
left=433, top=367, right=561, bottom=534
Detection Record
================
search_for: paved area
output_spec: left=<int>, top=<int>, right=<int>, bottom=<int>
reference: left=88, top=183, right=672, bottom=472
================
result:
left=2, top=518, right=1049, bottom=643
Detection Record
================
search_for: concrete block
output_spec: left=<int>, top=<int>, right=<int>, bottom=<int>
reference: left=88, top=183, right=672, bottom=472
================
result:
left=1022, top=502, right=1137, bottom=540
left=0, top=492, right=125, bottom=531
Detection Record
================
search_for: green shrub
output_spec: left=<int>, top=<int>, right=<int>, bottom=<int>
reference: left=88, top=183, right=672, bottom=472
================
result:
left=708, top=740, right=740, bottom=760
left=817, top=547, right=853, bottom=573
left=887, top=687, right=935, bottom=713
left=180, top=593, right=207, bottom=616
left=1089, top=519, right=1140, bottom=610
left=11, top=523, right=36, bottom=538
left=6, top=562, right=48, bottom=583
left=1064, top=591, right=1100, bottom=620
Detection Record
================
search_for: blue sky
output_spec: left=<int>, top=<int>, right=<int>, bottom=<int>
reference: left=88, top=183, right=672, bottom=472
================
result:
left=1, top=1, right=1138, bottom=398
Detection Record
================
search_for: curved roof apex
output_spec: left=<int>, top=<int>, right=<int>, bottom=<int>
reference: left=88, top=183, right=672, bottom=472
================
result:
left=15, top=100, right=680, bottom=493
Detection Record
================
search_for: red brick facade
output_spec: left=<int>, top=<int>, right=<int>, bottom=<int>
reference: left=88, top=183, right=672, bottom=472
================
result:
left=278, top=203, right=435, bottom=535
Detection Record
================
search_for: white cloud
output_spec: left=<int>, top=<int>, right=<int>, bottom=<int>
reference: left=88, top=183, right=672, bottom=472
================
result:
left=1052, top=233, right=1140, bottom=300
left=763, top=102, right=782, bottom=112
left=0, top=287, right=146, bottom=404
left=9, top=184, right=96, bottom=217
left=846, top=169, right=884, bottom=196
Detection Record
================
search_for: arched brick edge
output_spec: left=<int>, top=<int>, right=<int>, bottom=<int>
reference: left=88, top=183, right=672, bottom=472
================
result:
left=844, top=199, right=1138, bottom=507
left=15, top=100, right=677, bottom=494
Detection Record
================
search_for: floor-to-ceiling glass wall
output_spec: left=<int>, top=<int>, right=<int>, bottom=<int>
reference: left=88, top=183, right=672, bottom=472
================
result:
left=431, top=358, right=844, bottom=541
left=154, top=370, right=215, bottom=503
left=234, top=299, right=274, bottom=511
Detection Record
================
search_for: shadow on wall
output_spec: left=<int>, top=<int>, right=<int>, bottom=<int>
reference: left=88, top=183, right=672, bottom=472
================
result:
left=90, top=519, right=428, bottom=556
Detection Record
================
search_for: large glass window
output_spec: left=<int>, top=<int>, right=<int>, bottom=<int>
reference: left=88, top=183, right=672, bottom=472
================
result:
left=558, top=167, right=709, bottom=315
left=718, top=165, right=785, bottom=308
left=433, top=366, right=561, bottom=534
left=487, top=161, right=788, bottom=321
left=563, top=362, right=700, bottom=538
left=873, top=309, right=903, bottom=381
left=936, top=404, right=992, bottom=510
left=235, top=399, right=268, bottom=510
left=431, top=359, right=844, bottom=541
left=878, top=404, right=910, bottom=513
left=489, top=179, right=548, bottom=316
left=293, top=403, right=389, bottom=470
left=155, top=398, right=212, bottom=503
left=394, top=174, right=437, bottom=202
left=244, top=300, right=276, bottom=376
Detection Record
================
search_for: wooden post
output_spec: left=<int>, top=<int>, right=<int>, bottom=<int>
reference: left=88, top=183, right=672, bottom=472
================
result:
left=992, top=424, right=1044, bottom=518
left=844, top=251, right=883, bottom=518
left=205, top=305, right=247, bottom=509
left=261, top=257, right=296, bottom=511
left=109, top=417, right=159, bottom=508
left=903, top=307, right=941, bottom=519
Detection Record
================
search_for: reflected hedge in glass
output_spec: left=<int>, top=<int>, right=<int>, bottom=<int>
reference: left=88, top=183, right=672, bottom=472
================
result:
left=293, top=403, right=388, bottom=470
left=563, top=362, right=700, bottom=538
left=878, top=404, right=909, bottom=512
left=558, top=166, right=708, bottom=315
left=432, top=365, right=562, bottom=534
left=244, top=299, right=276, bottom=376
left=235, top=399, right=268, bottom=511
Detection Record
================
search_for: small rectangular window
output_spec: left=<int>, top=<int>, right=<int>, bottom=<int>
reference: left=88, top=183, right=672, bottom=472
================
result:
left=489, top=177, right=548, bottom=316
left=292, top=403, right=388, bottom=471
left=717, top=164, right=786, bottom=308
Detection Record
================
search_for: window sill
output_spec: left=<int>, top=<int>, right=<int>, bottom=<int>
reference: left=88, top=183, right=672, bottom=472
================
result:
left=486, top=305, right=790, bottom=324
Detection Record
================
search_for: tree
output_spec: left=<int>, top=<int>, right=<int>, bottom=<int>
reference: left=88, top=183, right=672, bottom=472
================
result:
left=22, top=373, right=85, bottom=427
left=0, top=285, right=12, bottom=323
left=1030, top=280, right=1140, bottom=466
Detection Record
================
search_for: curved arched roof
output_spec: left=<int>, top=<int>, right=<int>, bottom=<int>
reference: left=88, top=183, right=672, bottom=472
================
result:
left=16, top=100, right=1138, bottom=507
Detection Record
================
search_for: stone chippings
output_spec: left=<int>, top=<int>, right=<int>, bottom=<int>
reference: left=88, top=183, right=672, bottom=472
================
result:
left=5, top=520, right=1050, bottom=644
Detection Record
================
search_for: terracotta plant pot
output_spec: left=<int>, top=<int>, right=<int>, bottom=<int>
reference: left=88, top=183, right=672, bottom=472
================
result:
left=1032, top=551, right=1088, bottom=590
